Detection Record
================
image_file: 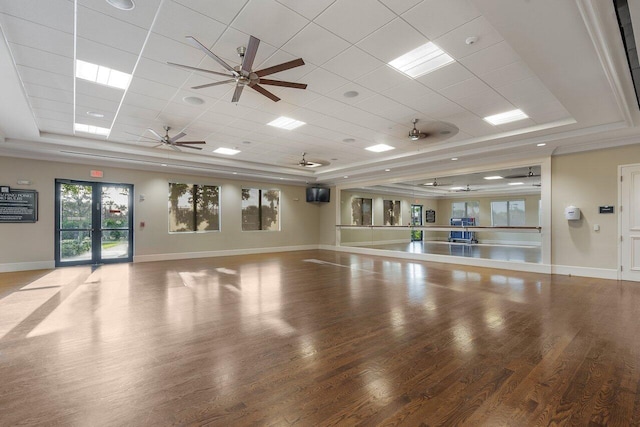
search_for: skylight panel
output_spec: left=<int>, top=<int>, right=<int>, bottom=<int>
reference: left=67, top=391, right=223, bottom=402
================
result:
left=365, top=144, right=395, bottom=153
left=213, top=147, right=241, bottom=155
left=74, top=123, right=110, bottom=136
left=267, top=117, right=306, bottom=130
left=388, top=42, right=454, bottom=78
left=75, top=60, right=132, bottom=90
left=484, top=109, right=529, bottom=126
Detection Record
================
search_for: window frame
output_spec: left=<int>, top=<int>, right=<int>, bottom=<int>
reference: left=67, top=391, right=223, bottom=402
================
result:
left=168, top=182, right=220, bottom=233
left=490, top=199, right=526, bottom=227
left=241, top=188, right=281, bottom=231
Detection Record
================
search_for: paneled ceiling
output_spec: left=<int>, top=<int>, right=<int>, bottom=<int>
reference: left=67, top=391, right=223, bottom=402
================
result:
left=0, top=0, right=639, bottom=188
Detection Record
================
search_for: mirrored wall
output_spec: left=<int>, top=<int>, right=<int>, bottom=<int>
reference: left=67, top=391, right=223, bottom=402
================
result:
left=337, top=165, right=544, bottom=264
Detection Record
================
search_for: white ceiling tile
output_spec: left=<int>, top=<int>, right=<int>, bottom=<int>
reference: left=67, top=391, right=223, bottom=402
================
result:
left=208, top=27, right=278, bottom=69
left=77, top=5, right=148, bottom=55
left=406, top=94, right=465, bottom=118
left=495, top=77, right=558, bottom=109
left=172, top=0, right=249, bottom=25
left=322, top=47, right=382, bottom=81
left=38, top=118, right=73, bottom=134
left=118, top=104, right=162, bottom=121
left=281, top=23, right=350, bottom=66
left=315, top=0, right=395, bottom=44
left=355, top=65, right=411, bottom=92
left=76, top=79, right=125, bottom=102
left=303, top=67, right=349, bottom=94
left=439, top=77, right=492, bottom=101
left=123, top=92, right=170, bottom=111
left=524, top=101, right=572, bottom=124
left=1, top=16, right=73, bottom=59
left=0, top=0, right=74, bottom=33
left=434, top=16, right=503, bottom=60
left=382, top=79, right=437, bottom=105
left=128, top=77, right=179, bottom=101
left=230, top=0, right=309, bottom=47
left=135, top=58, right=191, bottom=87
left=76, top=92, right=120, bottom=113
left=327, top=83, right=376, bottom=105
left=357, top=18, right=428, bottom=63
left=459, top=41, right=520, bottom=75
left=356, top=95, right=417, bottom=121
left=10, top=43, right=72, bottom=76
left=23, top=83, right=73, bottom=104
left=76, top=38, right=138, bottom=74
left=439, top=111, right=493, bottom=137
left=379, top=0, right=423, bottom=15
left=152, top=1, right=227, bottom=45
left=143, top=33, right=206, bottom=68
left=17, top=66, right=72, bottom=92
left=455, top=89, right=514, bottom=118
left=30, top=97, right=73, bottom=113
left=416, top=62, right=474, bottom=90
left=79, top=0, right=162, bottom=28
left=479, top=61, right=535, bottom=88
left=402, top=0, right=480, bottom=39
left=34, top=108, right=73, bottom=122
left=276, top=0, right=335, bottom=20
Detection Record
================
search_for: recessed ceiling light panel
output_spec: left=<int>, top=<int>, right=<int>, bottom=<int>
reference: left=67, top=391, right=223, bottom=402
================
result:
left=365, top=144, right=395, bottom=153
left=213, top=147, right=241, bottom=155
left=484, top=176, right=503, bottom=180
left=74, top=123, right=110, bottom=136
left=267, top=116, right=306, bottom=130
left=86, top=111, right=105, bottom=118
left=508, top=182, right=524, bottom=186
left=484, top=109, right=529, bottom=125
left=388, top=42, right=454, bottom=78
left=76, top=60, right=131, bottom=90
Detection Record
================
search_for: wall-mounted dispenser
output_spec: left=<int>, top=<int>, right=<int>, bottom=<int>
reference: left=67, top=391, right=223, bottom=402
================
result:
left=565, top=205, right=581, bottom=220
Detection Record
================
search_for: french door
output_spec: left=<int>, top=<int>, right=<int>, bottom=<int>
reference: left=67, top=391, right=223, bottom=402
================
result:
left=55, top=180, right=133, bottom=267
left=620, top=165, right=640, bottom=281
left=411, top=204, right=423, bottom=241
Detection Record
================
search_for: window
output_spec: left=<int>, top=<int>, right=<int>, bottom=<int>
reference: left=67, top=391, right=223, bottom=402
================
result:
left=352, top=198, right=372, bottom=225
left=451, top=201, right=479, bottom=220
left=383, top=200, right=401, bottom=225
left=491, top=200, right=525, bottom=226
left=168, top=183, right=219, bottom=232
left=242, top=188, right=280, bottom=231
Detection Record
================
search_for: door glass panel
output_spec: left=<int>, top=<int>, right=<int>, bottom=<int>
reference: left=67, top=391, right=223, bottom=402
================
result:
left=60, top=230, right=92, bottom=262
left=60, top=184, right=93, bottom=229
left=101, top=186, right=130, bottom=229
left=101, top=186, right=130, bottom=260
left=101, top=230, right=130, bottom=259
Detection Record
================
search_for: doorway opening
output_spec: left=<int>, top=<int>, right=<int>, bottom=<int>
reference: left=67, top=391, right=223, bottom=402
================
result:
left=411, top=204, right=423, bottom=241
left=55, top=180, right=133, bottom=267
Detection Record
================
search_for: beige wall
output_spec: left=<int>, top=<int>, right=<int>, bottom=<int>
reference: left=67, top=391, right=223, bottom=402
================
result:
left=0, top=156, right=321, bottom=266
left=551, top=145, right=640, bottom=269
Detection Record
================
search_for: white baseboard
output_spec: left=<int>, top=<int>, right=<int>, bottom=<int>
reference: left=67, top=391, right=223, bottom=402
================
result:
left=551, top=265, right=619, bottom=280
left=0, top=261, right=55, bottom=273
left=133, top=244, right=320, bottom=263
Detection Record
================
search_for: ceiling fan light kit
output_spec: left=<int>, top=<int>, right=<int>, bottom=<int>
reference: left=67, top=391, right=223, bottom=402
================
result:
left=168, top=35, right=307, bottom=103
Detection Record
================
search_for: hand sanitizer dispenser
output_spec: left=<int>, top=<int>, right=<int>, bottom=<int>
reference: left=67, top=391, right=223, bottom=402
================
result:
left=565, top=205, right=580, bottom=220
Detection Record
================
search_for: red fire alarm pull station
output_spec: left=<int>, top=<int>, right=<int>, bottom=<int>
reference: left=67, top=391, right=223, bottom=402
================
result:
left=90, top=170, right=103, bottom=178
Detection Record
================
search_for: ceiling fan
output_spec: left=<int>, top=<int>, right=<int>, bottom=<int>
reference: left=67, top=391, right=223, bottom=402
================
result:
left=424, top=178, right=450, bottom=187
left=454, top=184, right=478, bottom=192
left=505, top=167, right=540, bottom=179
left=168, top=35, right=307, bottom=103
left=297, top=152, right=326, bottom=168
left=408, top=119, right=460, bottom=142
left=141, top=126, right=205, bottom=151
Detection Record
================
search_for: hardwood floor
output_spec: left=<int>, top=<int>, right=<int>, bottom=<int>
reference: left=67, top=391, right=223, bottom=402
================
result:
left=0, top=250, right=638, bottom=426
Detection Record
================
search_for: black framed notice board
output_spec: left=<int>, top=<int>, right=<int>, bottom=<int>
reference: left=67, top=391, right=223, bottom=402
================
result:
left=0, top=189, right=38, bottom=223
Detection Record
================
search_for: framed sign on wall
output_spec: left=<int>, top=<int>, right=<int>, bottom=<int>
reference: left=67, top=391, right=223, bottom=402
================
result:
left=0, top=189, right=38, bottom=223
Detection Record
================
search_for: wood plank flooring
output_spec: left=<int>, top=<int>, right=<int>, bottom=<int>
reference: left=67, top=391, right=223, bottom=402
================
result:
left=0, top=250, right=638, bottom=426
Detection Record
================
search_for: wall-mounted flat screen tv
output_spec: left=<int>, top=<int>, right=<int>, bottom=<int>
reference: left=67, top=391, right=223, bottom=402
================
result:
left=306, top=187, right=330, bottom=203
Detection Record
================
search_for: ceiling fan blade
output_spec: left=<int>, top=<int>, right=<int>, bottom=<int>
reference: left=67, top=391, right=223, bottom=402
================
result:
left=250, top=84, right=280, bottom=102
left=170, top=145, right=181, bottom=152
left=166, top=62, right=233, bottom=78
left=258, top=78, right=307, bottom=89
left=185, top=36, right=239, bottom=76
left=241, top=36, right=260, bottom=74
left=152, top=143, right=164, bottom=148
left=255, top=58, right=305, bottom=77
left=168, top=132, right=186, bottom=143
left=176, top=141, right=206, bottom=145
left=147, top=128, right=163, bottom=140
left=231, top=85, right=245, bottom=103
left=192, top=79, right=236, bottom=90
left=176, top=144, right=203, bottom=150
